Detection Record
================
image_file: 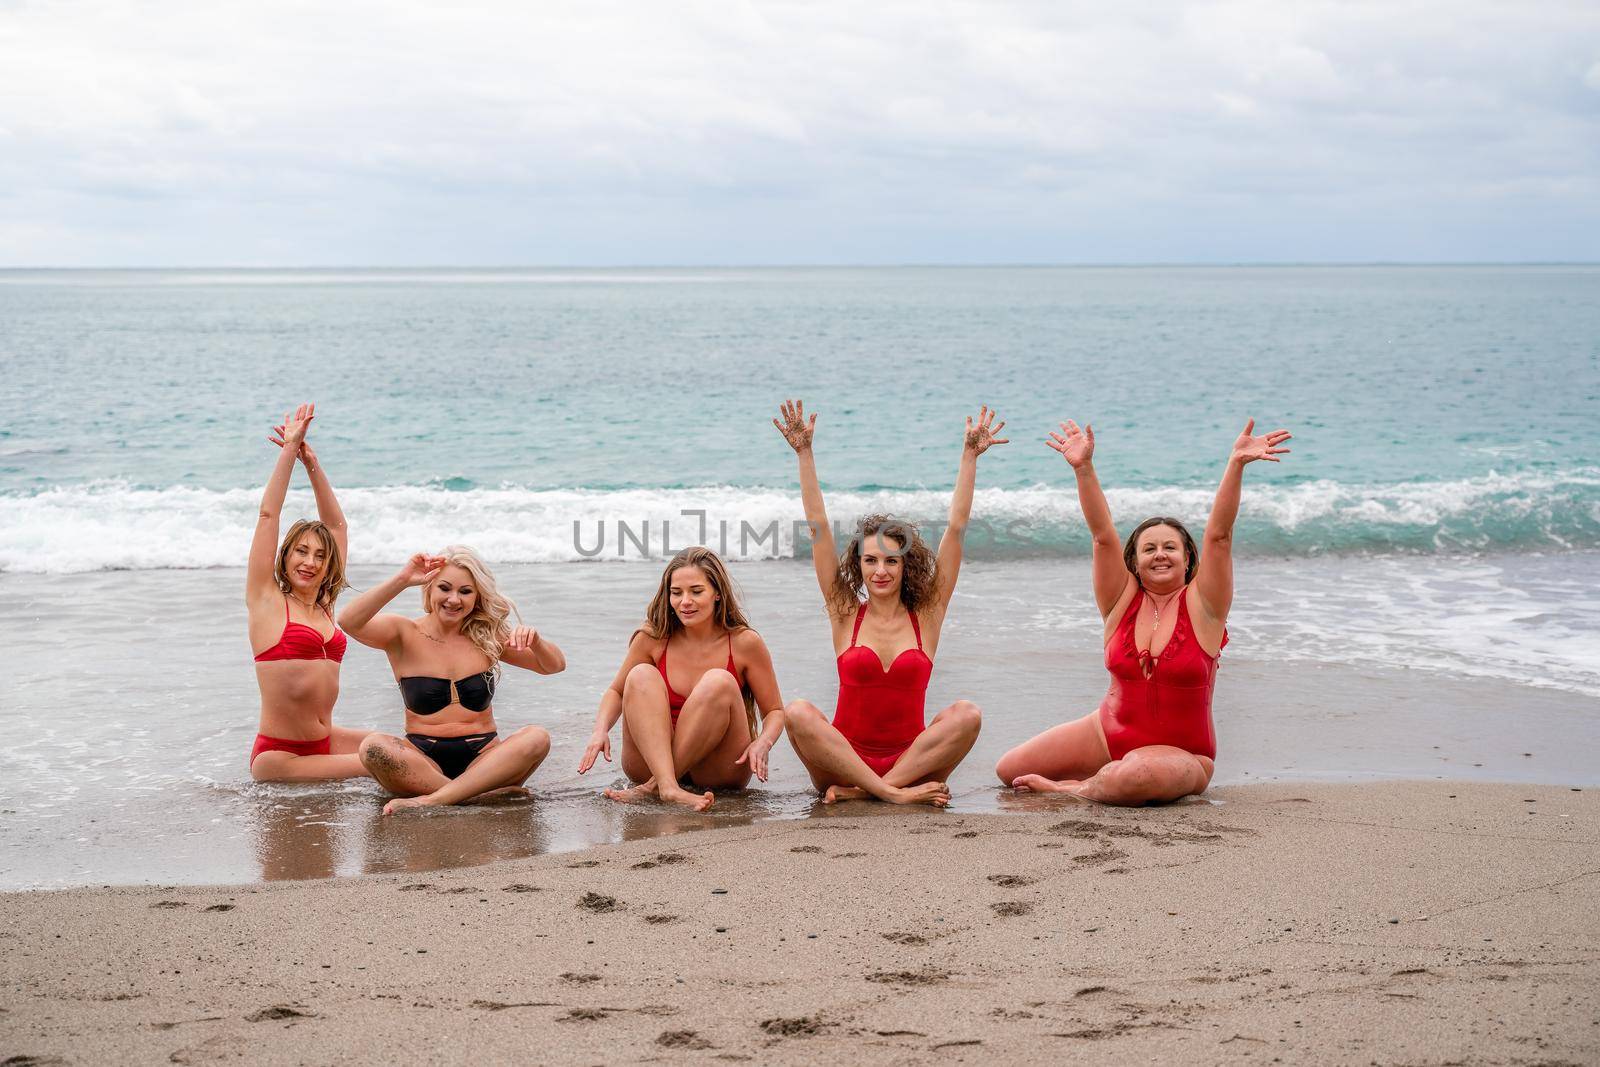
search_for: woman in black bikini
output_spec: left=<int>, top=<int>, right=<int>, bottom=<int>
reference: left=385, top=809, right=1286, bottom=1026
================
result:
left=339, top=546, right=565, bottom=814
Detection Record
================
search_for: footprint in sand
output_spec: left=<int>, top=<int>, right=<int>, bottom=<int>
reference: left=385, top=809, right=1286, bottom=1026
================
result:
left=655, top=853, right=690, bottom=865
left=246, top=1005, right=314, bottom=1022
left=760, top=1015, right=825, bottom=1037
left=866, top=969, right=949, bottom=986
left=501, top=883, right=542, bottom=893
left=203, top=904, right=235, bottom=912
left=643, top=914, right=679, bottom=925
left=656, top=1030, right=713, bottom=1049
left=149, top=900, right=189, bottom=909
left=631, top=860, right=659, bottom=869
left=991, top=901, right=1033, bottom=917
left=880, top=932, right=928, bottom=945
left=561, top=1008, right=608, bottom=1022
left=986, top=874, right=1036, bottom=888
left=561, top=973, right=601, bottom=984
left=577, top=893, right=620, bottom=913
left=1072, top=847, right=1129, bottom=867
left=567, top=860, right=601, bottom=869
left=790, top=845, right=823, bottom=854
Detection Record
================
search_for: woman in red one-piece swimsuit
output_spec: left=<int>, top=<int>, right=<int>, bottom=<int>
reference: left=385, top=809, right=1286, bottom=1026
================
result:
left=994, top=417, right=1292, bottom=805
left=776, top=399, right=1004, bottom=807
left=580, top=546, right=786, bottom=812
left=246, top=403, right=370, bottom=781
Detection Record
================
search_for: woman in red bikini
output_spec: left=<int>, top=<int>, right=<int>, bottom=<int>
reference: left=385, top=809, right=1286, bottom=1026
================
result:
left=246, top=402, right=368, bottom=781
left=775, top=399, right=1002, bottom=807
left=340, top=546, right=565, bottom=814
left=994, top=417, right=1292, bottom=805
left=579, top=546, right=785, bottom=812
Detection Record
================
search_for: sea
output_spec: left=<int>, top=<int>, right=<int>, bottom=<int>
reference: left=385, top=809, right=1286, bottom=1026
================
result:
left=2, top=265, right=1597, bottom=889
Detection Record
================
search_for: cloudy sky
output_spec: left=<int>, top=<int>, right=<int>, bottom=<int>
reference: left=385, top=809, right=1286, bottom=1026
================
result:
left=2, top=0, right=1597, bottom=265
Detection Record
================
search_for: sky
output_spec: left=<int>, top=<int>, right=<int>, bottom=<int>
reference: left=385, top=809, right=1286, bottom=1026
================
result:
left=1, top=0, right=1597, bottom=266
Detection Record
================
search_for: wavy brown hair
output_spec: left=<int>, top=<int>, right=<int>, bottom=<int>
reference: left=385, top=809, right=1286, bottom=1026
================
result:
left=828, top=514, right=938, bottom=621
left=1122, top=516, right=1200, bottom=587
left=275, top=519, right=348, bottom=610
left=636, top=546, right=758, bottom=734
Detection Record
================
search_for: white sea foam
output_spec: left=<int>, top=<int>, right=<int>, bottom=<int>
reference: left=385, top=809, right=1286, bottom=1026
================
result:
left=2, top=469, right=1597, bottom=574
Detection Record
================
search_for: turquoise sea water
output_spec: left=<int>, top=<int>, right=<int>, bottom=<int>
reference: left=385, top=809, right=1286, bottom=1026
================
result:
left=1, top=266, right=1596, bottom=888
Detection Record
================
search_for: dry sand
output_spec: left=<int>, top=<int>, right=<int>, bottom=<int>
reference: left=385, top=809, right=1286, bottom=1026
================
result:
left=3, top=780, right=1597, bottom=1066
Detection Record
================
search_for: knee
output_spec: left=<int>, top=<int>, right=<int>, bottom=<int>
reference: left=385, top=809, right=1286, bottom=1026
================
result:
left=1105, top=757, right=1160, bottom=798
left=994, top=747, right=1022, bottom=785
left=623, top=662, right=663, bottom=696
left=358, top=733, right=404, bottom=772
left=509, top=725, right=551, bottom=759
left=948, top=699, right=982, bottom=736
left=783, top=699, right=823, bottom=735
left=693, top=668, right=740, bottom=700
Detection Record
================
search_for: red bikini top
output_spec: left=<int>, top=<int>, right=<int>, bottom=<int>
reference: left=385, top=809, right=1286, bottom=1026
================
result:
left=254, top=597, right=347, bottom=663
left=657, top=632, right=737, bottom=712
left=837, top=603, right=933, bottom=692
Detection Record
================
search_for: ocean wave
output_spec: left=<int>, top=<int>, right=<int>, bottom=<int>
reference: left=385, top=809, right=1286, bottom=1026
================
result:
left=3, top=470, right=1598, bottom=573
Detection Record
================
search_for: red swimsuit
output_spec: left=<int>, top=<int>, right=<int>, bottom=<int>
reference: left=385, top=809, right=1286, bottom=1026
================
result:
left=250, top=597, right=347, bottom=765
left=657, top=632, right=737, bottom=726
left=832, top=604, right=932, bottom=776
left=1098, top=586, right=1224, bottom=761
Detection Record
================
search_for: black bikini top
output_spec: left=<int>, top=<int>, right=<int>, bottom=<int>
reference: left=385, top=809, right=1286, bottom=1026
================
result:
left=399, top=671, right=496, bottom=715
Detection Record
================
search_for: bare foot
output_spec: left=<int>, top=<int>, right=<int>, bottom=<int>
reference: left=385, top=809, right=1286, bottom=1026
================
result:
left=603, top=780, right=659, bottom=804
left=657, top=784, right=715, bottom=812
left=889, top=781, right=951, bottom=807
left=1012, top=774, right=1080, bottom=794
left=823, top=785, right=868, bottom=804
left=382, top=796, right=436, bottom=816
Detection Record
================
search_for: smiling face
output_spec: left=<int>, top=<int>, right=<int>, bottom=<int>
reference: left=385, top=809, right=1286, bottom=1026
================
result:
left=1133, top=523, right=1189, bottom=592
left=428, top=564, right=479, bottom=626
left=859, top=532, right=906, bottom=601
left=284, top=532, right=329, bottom=595
left=668, top=564, right=718, bottom=627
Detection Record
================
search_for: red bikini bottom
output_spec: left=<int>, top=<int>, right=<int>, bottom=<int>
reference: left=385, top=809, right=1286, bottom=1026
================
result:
left=250, top=732, right=332, bottom=764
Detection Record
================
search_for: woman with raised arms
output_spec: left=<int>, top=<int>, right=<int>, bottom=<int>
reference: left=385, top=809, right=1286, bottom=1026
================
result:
left=995, top=418, right=1292, bottom=805
left=775, top=400, right=1002, bottom=807
left=339, top=546, right=564, bottom=814
left=579, top=546, right=784, bottom=812
left=246, top=403, right=368, bottom=781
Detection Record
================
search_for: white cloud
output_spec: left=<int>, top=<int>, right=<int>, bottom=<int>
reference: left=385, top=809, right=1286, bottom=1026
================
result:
left=0, top=0, right=1596, bottom=264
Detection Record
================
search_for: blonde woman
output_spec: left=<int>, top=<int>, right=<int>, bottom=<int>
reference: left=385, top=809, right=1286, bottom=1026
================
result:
left=246, top=402, right=368, bottom=781
left=579, top=546, right=784, bottom=812
left=339, top=546, right=565, bottom=814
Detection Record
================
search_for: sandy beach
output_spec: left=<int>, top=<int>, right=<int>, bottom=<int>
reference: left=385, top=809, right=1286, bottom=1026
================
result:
left=4, top=779, right=1595, bottom=1065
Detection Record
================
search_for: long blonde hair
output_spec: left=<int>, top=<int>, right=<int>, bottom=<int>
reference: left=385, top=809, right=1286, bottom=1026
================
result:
left=635, top=546, right=758, bottom=735
left=422, top=545, right=517, bottom=667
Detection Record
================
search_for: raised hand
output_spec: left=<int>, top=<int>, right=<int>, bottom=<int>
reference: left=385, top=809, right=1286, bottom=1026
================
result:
left=772, top=399, right=816, bottom=453
left=398, top=552, right=447, bottom=587
left=1046, top=419, right=1095, bottom=469
left=1230, top=419, right=1293, bottom=465
left=577, top=728, right=612, bottom=774
left=734, top=735, right=773, bottom=782
left=268, top=422, right=318, bottom=467
left=504, top=626, right=539, bottom=652
left=278, top=403, right=315, bottom=447
left=963, top=405, right=1009, bottom=457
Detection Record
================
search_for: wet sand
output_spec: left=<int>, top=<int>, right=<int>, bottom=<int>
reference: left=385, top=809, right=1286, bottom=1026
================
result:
left=3, top=780, right=1596, bottom=1065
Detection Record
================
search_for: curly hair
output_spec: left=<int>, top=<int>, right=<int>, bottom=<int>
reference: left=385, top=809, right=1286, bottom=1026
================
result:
left=274, top=519, right=348, bottom=610
left=828, top=514, right=938, bottom=620
left=421, top=545, right=519, bottom=668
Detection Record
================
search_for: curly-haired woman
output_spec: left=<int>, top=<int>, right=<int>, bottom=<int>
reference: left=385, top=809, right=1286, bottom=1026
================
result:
left=338, top=546, right=565, bottom=814
left=773, top=399, right=1005, bottom=806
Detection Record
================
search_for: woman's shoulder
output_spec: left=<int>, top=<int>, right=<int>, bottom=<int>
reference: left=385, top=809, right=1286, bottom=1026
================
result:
left=729, top=625, right=767, bottom=651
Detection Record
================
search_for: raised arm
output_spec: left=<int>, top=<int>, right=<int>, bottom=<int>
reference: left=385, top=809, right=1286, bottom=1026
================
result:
left=337, top=553, right=444, bottom=651
left=272, top=416, right=347, bottom=562
left=1048, top=419, right=1128, bottom=617
left=578, top=631, right=658, bottom=774
left=1193, top=419, right=1292, bottom=624
left=932, top=406, right=1008, bottom=611
left=501, top=626, right=566, bottom=675
left=247, top=404, right=314, bottom=602
left=773, top=399, right=837, bottom=602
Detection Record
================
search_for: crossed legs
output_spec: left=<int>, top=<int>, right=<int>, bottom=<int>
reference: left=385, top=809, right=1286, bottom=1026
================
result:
left=783, top=698, right=982, bottom=807
left=995, top=711, right=1213, bottom=806
left=359, top=725, right=551, bottom=815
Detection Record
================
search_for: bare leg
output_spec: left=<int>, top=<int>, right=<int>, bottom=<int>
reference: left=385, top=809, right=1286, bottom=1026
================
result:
left=676, top=671, right=753, bottom=790
left=996, top=711, right=1112, bottom=791
left=605, top=664, right=713, bottom=812
left=358, top=733, right=449, bottom=795
left=826, top=699, right=981, bottom=801
left=783, top=700, right=949, bottom=807
left=383, top=726, right=551, bottom=814
left=1063, top=746, right=1214, bottom=806
left=249, top=724, right=375, bottom=782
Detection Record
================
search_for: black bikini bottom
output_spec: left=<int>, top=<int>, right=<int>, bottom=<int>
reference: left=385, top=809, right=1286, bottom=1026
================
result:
left=407, top=732, right=497, bottom=780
